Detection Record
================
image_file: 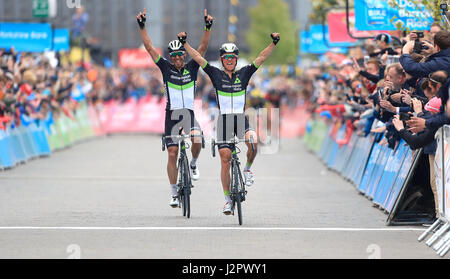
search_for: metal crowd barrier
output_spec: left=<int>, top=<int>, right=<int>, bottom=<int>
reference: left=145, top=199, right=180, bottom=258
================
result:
left=305, top=119, right=450, bottom=257
left=0, top=105, right=97, bottom=170
left=418, top=126, right=450, bottom=257
left=304, top=120, right=423, bottom=214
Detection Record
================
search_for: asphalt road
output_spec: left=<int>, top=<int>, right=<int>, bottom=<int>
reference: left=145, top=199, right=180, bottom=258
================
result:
left=0, top=135, right=441, bottom=259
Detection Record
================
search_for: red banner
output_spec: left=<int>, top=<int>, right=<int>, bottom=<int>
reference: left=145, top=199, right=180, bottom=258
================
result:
left=92, top=98, right=310, bottom=139
left=118, top=48, right=161, bottom=69
left=132, top=96, right=166, bottom=133
left=280, top=105, right=310, bottom=139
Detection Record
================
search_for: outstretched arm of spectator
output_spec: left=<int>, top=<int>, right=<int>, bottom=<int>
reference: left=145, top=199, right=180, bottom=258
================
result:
left=394, top=115, right=439, bottom=150
left=137, top=8, right=160, bottom=62
left=399, top=53, right=439, bottom=78
left=425, top=112, right=450, bottom=129
left=359, top=70, right=380, bottom=84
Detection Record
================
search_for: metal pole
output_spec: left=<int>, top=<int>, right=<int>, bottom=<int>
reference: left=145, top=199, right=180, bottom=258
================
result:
left=442, top=127, right=446, bottom=218
left=345, top=0, right=402, bottom=45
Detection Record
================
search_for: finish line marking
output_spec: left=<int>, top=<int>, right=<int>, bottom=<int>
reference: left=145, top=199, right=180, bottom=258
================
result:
left=0, top=227, right=426, bottom=232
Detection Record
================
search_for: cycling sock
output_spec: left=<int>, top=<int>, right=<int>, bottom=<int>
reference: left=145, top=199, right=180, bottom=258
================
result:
left=190, top=158, right=197, bottom=168
left=171, top=184, right=177, bottom=197
left=224, top=193, right=232, bottom=204
left=244, top=162, right=252, bottom=172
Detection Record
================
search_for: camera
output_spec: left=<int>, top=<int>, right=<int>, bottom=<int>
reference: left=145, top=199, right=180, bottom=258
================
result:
left=387, top=89, right=400, bottom=95
left=399, top=112, right=411, bottom=122
left=410, top=94, right=429, bottom=106
left=440, top=2, right=450, bottom=24
left=412, top=31, right=429, bottom=54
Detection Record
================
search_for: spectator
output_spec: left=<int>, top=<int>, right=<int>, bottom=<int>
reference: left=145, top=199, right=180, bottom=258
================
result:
left=407, top=71, right=450, bottom=133
left=400, top=30, right=450, bottom=78
left=392, top=95, right=442, bottom=219
left=72, top=6, right=89, bottom=38
left=370, top=33, right=398, bottom=58
left=429, top=22, right=443, bottom=42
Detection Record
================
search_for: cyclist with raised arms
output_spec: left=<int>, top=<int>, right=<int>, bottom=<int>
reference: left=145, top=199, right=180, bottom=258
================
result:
left=179, top=31, right=280, bottom=214
left=136, top=8, right=214, bottom=208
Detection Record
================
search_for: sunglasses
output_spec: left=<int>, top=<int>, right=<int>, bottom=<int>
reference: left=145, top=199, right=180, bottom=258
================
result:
left=221, top=54, right=237, bottom=60
left=170, top=51, right=185, bottom=57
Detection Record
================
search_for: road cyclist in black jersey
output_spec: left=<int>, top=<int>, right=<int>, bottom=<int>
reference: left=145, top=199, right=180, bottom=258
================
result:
left=137, top=8, right=214, bottom=208
left=178, top=31, right=280, bottom=215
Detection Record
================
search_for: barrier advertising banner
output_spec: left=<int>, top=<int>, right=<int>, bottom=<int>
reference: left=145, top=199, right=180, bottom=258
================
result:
left=0, top=23, right=52, bottom=52
left=119, top=48, right=160, bottom=69
left=436, top=127, right=450, bottom=221
left=53, top=28, right=70, bottom=52
left=355, top=0, right=433, bottom=31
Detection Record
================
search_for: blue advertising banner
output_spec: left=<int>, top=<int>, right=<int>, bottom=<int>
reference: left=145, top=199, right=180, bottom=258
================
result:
left=300, top=31, right=311, bottom=53
left=0, top=23, right=52, bottom=52
left=355, top=0, right=433, bottom=31
left=53, top=28, right=70, bottom=52
left=301, top=25, right=351, bottom=54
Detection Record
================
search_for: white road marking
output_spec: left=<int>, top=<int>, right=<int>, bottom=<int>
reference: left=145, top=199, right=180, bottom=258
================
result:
left=0, top=176, right=319, bottom=181
left=0, top=227, right=426, bottom=232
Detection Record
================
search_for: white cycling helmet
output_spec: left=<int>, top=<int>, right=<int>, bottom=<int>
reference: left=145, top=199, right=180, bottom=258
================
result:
left=168, top=40, right=185, bottom=52
left=219, top=43, right=239, bottom=56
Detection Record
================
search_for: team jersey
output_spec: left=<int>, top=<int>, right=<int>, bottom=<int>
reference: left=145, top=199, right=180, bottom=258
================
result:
left=201, top=62, right=259, bottom=114
left=155, top=55, right=200, bottom=111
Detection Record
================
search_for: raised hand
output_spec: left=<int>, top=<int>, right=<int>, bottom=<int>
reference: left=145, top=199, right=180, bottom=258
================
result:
left=137, top=8, right=147, bottom=29
left=204, top=9, right=213, bottom=30
left=406, top=116, right=426, bottom=133
left=178, top=32, right=187, bottom=45
left=271, top=33, right=280, bottom=45
left=352, top=57, right=362, bottom=72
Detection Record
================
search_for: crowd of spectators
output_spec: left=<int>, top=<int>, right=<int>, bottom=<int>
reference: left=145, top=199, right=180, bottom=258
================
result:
left=307, top=23, right=450, bottom=219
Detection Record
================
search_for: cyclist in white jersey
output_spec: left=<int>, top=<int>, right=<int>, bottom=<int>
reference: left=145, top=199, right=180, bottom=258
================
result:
left=137, top=8, right=214, bottom=208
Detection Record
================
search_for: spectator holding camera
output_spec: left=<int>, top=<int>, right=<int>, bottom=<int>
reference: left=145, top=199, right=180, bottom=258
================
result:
left=406, top=71, right=449, bottom=133
left=392, top=75, right=444, bottom=219
left=400, top=30, right=450, bottom=78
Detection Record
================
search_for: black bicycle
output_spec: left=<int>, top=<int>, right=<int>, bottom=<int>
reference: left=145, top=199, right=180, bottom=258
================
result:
left=162, top=132, right=204, bottom=218
left=211, top=136, right=255, bottom=225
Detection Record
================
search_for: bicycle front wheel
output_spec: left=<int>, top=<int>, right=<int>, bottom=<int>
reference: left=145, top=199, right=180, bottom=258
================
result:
left=184, top=186, right=190, bottom=218
left=183, top=156, right=191, bottom=218
left=179, top=160, right=187, bottom=217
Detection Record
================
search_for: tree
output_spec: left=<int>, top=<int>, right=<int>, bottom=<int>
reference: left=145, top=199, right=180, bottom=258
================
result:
left=308, top=0, right=347, bottom=23
left=246, top=0, right=297, bottom=65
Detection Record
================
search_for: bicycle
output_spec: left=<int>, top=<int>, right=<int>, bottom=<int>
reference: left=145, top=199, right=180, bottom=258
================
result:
left=211, top=136, right=255, bottom=225
left=162, top=131, right=204, bottom=218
